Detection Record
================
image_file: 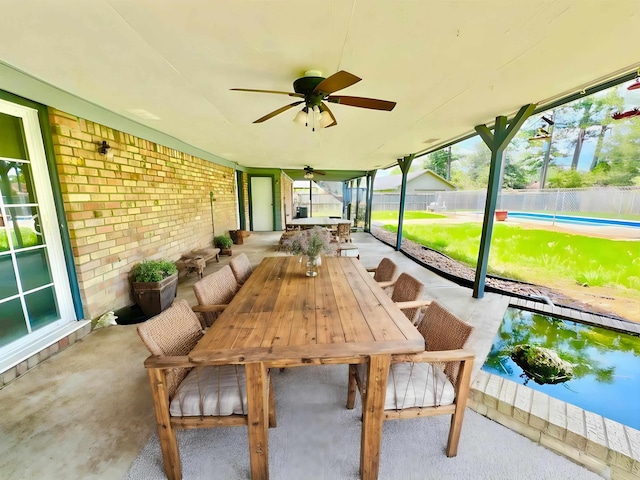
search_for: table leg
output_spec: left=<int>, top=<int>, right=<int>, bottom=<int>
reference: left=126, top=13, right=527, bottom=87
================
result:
left=360, top=354, right=390, bottom=480
left=245, top=362, right=270, bottom=480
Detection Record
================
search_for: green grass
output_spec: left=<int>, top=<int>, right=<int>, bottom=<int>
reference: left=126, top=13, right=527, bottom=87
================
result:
left=383, top=222, right=640, bottom=291
left=0, top=228, right=38, bottom=251
left=372, top=211, right=446, bottom=221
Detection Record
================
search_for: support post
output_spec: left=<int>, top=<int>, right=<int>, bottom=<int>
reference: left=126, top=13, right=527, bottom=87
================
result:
left=473, top=104, right=536, bottom=298
left=396, top=154, right=414, bottom=251
left=355, top=177, right=362, bottom=227
left=365, top=171, right=376, bottom=232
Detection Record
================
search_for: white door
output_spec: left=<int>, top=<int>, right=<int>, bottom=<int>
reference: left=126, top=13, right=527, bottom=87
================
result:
left=0, top=99, right=76, bottom=364
left=250, top=177, right=273, bottom=231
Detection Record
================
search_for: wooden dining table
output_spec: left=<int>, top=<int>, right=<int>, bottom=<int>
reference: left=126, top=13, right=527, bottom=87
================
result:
left=189, top=255, right=425, bottom=479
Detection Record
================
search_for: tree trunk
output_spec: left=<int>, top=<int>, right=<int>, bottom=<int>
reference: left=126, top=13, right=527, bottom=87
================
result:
left=570, top=128, right=586, bottom=170
left=589, top=125, right=608, bottom=171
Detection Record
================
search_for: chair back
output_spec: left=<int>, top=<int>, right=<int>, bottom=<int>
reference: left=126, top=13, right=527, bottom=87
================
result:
left=391, top=272, right=425, bottom=323
left=137, top=299, right=203, bottom=397
left=417, top=301, right=474, bottom=385
left=336, top=222, right=351, bottom=242
left=230, top=253, right=252, bottom=285
left=192, top=265, right=238, bottom=327
left=373, top=257, right=397, bottom=282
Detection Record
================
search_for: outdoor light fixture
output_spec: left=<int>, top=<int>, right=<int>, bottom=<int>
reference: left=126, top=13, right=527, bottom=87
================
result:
left=98, top=141, right=111, bottom=155
left=293, top=104, right=332, bottom=130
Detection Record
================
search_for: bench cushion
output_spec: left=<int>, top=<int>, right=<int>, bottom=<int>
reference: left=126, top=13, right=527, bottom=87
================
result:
left=170, top=365, right=247, bottom=416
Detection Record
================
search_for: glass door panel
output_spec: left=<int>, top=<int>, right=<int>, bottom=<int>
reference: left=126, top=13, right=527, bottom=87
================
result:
left=25, top=287, right=60, bottom=331
left=0, top=298, right=28, bottom=348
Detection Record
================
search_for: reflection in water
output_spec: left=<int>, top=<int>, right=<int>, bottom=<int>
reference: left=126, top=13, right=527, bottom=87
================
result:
left=483, top=308, right=640, bottom=429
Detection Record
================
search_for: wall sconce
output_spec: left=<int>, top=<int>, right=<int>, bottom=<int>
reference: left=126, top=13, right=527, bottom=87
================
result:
left=98, top=141, right=111, bottom=156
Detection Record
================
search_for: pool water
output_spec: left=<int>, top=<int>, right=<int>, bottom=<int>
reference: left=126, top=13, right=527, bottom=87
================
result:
left=482, top=308, right=640, bottom=430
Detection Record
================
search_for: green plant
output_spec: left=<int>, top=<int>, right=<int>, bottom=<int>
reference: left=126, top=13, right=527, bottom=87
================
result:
left=214, top=234, right=233, bottom=249
left=131, top=259, right=177, bottom=282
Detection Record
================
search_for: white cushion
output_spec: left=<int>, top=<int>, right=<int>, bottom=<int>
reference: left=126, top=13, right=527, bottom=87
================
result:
left=385, top=362, right=455, bottom=410
left=170, top=365, right=247, bottom=417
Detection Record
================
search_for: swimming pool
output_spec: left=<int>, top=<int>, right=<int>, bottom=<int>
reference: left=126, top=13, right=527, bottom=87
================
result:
left=506, top=211, right=640, bottom=228
left=482, top=308, right=640, bottom=430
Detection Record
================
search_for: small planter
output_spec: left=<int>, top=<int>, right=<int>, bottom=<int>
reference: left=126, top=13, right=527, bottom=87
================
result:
left=495, top=210, right=508, bottom=221
left=229, top=229, right=250, bottom=245
left=220, top=248, right=233, bottom=256
left=132, top=273, right=178, bottom=317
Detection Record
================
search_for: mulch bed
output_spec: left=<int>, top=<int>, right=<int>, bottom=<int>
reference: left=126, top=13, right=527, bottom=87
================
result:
left=370, top=226, right=625, bottom=321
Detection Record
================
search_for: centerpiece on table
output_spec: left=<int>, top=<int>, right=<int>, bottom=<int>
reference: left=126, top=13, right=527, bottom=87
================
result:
left=286, top=226, right=336, bottom=277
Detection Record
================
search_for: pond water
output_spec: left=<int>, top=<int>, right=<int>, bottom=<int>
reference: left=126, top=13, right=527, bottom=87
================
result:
left=482, top=308, right=640, bottom=430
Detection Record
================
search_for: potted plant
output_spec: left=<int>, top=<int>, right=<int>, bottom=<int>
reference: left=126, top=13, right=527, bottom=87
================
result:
left=131, top=259, right=179, bottom=317
left=214, top=234, right=234, bottom=256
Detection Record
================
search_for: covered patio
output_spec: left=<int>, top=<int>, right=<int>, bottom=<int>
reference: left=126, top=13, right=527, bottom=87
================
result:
left=0, top=232, right=609, bottom=479
left=1, top=2, right=640, bottom=479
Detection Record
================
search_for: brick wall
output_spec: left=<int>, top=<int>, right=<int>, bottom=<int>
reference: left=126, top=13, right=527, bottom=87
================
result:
left=49, top=108, right=237, bottom=319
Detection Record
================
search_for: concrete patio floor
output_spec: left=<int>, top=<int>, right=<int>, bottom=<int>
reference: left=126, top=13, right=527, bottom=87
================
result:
left=0, top=231, right=604, bottom=479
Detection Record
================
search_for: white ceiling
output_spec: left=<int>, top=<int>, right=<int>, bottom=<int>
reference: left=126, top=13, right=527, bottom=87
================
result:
left=1, top=1, right=639, bottom=173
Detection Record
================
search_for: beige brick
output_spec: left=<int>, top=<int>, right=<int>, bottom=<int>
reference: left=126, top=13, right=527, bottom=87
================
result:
left=605, top=418, right=633, bottom=472
left=585, top=411, right=609, bottom=460
left=546, top=396, right=567, bottom=441
left=611, top=465, right=639, bottom=480
left=529, top=390, right=549, bottom=431
left=497, top=378, right=517, bottom=415
left=486, top=408, right=541, bottom=442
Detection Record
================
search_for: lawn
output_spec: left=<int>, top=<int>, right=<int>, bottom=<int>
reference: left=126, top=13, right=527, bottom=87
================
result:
left=383, top=222, right=640, bottom=292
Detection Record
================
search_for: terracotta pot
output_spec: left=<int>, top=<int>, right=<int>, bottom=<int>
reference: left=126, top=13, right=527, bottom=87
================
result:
left=495, top=210, right=508, bottom=221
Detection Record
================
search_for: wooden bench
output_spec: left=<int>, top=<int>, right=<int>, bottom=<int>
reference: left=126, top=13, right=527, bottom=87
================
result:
left=175, top=247, right=220, bottom=278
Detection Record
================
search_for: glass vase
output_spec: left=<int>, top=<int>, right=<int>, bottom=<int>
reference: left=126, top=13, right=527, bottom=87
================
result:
left=306, top=255, right=321, bottom=277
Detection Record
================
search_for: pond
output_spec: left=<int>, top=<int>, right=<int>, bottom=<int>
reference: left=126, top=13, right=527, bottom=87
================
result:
left=482, top=308, right=640, bottom=430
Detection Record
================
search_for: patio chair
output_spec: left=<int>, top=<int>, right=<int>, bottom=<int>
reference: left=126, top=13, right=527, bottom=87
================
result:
left=137, top=299, right=276, bottom=480
left=366, top=257, right=398, bottom=293
left=229, top=253, right=252, bottom=285
left=390, top=272, right=431, bottom=325
left=191, top=265, right=239, bottom=327
left=346, top=301, right=475, bottom=457
left=332, top=222, right=351, bottom=243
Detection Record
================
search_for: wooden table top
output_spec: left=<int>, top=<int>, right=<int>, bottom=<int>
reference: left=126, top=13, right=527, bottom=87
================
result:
left=189, top=256, right=424, bottom=367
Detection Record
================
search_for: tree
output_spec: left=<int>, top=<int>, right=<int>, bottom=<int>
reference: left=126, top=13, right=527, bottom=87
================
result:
left=421, top=146, right=457, bottom=180
left=556, top=90, right=624, bottom=170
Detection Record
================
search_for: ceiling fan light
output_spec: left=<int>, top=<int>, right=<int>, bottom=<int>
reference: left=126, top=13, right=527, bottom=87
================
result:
left=319, top=111, right=332, bottom=128
left=304, top=172, right=314, bottom=179
left=293, top=108, right=308, bottom=125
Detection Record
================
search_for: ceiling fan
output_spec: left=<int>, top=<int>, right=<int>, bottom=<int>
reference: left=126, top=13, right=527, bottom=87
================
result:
left=303, top=166, right=325, bottom=179
left=231, top=70, right=396, bottom=129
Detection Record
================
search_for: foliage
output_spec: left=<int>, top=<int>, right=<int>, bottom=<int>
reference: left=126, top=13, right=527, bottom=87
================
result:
left=546, top=167, right=589, bottom=188
left=0, top=228, right=38, bottom=251
left=285, top=226, right=335, bottom=258
left=510, top=344, right=574, bottom=385
left=214, top=234, right=233, bottom=249
left=383, top=222, right=640, bottom=292
left=421, top=147, right=457, bottom=180
left=131, top=259, right=177, bottom=282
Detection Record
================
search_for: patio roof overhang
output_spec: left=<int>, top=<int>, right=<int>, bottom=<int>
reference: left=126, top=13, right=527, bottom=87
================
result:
left=0, top=1, right=639, bottom=174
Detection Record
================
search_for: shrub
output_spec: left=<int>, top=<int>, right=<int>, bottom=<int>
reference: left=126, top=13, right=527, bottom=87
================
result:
left=131, top=259, right=177, bottom=282
left=214, top=234, right=233, bottom=249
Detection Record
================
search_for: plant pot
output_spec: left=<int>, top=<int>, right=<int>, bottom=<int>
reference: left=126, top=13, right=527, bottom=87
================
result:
left=220, top=248, right=233, bottom=256
left=132, top=273, right=178, bottom=317
left=495, top=210, right=508, bottom=221
left=229, top=230, right=244, bottom=245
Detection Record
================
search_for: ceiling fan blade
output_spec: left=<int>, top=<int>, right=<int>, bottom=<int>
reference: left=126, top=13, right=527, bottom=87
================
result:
left=253, top=101, right=304, bottom=123
left=313, top=71, right=361, bottom=95
left=320, top=102, right=338, bottom=128
left=231, top=88, right=304, bottom=98
left=327, top=95, right=396, bottom=111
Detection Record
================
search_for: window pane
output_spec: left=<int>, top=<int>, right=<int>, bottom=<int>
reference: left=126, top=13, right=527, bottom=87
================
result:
left=0, top=161, right=36, bottom=204
left=0, top=254, right=18, bottom=297
left=16, top=248, right=52, bottom=291
left=25, top=287, right=60, bottom=331
left=0, top=112, right=27, bottom=159
left=0, top=298, right=27, bottom=348
left=5, top=206, right=45, bottom=250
